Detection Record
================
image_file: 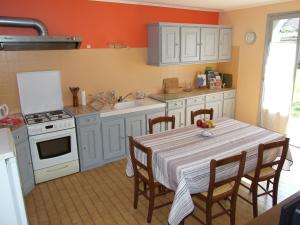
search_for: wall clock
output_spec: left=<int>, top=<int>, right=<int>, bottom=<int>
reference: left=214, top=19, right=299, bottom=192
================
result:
left=245, top=32, right=256, bottom=44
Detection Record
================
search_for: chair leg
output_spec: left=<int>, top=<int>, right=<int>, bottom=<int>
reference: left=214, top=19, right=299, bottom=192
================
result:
left=230, top=196, right=237, bottom=225
left=134, top=177, right=139, bottom=209
left=266, top=180, right=270, bottom=191
left=206, top=202, right=212, bottom=225
left=252, top=184, right=258, bottom=218
left=147, top=186, right=155, bottom=223
left=272, top=177, right=279, bottom=206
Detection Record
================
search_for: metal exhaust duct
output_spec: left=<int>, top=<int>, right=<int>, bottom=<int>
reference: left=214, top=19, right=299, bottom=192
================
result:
left=0, top=16, right=82, bottom=51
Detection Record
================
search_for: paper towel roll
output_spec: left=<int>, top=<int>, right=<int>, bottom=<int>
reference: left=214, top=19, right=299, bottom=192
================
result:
left=80, top=90, right=86, bottom=106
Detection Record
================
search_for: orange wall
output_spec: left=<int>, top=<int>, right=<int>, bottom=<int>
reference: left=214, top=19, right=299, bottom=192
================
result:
left=219, top=1, right=300, bottom=125
left=0, top=0, right=219, bottom=48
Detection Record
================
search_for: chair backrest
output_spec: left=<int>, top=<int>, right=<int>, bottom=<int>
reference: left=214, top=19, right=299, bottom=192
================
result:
left=148, top=115, right=175, bottom=134
left=253, top=138, right=289, bottom=181
left=129, top=136, right=154, bottom=182
left=207, top=151, right=247, bottom=200
left=191, top=108, right=213, bottom=124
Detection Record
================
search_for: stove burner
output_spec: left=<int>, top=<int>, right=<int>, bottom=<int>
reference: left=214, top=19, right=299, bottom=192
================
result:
left=24, top=110, right=71, bottom=125
left=49, top=110, right=64, bottom=115
left=35, top=118, right=43, bottom=123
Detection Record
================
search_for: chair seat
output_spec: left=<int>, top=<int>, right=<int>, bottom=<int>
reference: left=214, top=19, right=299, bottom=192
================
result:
left=201, top=182, right=235, bottom=198
left=138, top=168, right=159, bottom=183
left=246, top=167, right=275, bottom=180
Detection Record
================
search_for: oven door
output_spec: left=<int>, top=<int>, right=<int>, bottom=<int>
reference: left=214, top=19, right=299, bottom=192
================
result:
left=29, top=128, right=78, bottom=170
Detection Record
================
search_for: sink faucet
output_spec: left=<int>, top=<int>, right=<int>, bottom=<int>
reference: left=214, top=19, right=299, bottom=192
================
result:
left=117, top=92, right=133, bottom=102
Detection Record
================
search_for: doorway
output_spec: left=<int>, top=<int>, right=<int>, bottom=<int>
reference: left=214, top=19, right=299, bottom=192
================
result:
left=260, top=12, right=300, bottom=146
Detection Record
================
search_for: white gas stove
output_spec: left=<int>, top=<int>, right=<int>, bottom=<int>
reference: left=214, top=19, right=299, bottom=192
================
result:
left=17, top=71, right=79, bottom=184
left=25, top=109, right=74, bottom=135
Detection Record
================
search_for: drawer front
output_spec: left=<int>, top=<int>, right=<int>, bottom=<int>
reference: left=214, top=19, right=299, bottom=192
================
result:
left=205, top=93, right=223, bottom=102
left=186, top=96, right=205, bottom=106
left=13, top=127, right=28, bottom=144
left=167, top=99, right=185, bottom=110
left=223, top=90, right=236, bottom=99
left=77, top=114, right=99, bottom=126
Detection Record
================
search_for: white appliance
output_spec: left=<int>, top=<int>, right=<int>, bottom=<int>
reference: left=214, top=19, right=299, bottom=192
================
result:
left=0, top=128, right=28, bottom=225
left=17, top=70, right=79, bottom=183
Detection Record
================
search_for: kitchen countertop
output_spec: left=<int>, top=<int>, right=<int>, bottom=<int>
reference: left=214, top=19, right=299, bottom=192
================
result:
left=65, top=105, right=97, bottom=117
left=0, top=113, right=26, bottom=131
left=149, top=88, right=235, bottom=102
left=65, top=97, right=166, bottom=118
left=99, top=97, right=166, bottom=117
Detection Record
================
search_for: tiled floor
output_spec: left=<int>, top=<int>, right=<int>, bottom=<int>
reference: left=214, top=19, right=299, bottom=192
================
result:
left=25, top=147, right=300, bottom=225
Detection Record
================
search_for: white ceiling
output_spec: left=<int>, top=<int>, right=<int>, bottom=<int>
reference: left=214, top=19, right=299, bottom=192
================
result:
left=93, top=0, right=294, bottom=11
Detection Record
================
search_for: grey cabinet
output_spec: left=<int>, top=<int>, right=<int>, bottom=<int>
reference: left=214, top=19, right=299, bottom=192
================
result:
left=205, top=93, right=224, bottom=119
left=76, top=114, right=102, bottom=171
left=148, top=24, right=180, bottom=65
left=161, top=25, right=180, bottom=64
left=200, top=27, right=219, bottom=62
left=166, top=99, right=185, bottom=128
left=219, top=28, right=232, bottom=61
left=125, top=114, right=146, bottom=151
left=102, top=117, right=126, bottom=162
left=223, top=90, right=236, bottom=118
left=180, top=26, right=201, bottom=62
left=148, top=23, right=232, bottom=66
left=146, top=110, right=166, bottom=134
left=13, top=127, right=34, bottom=195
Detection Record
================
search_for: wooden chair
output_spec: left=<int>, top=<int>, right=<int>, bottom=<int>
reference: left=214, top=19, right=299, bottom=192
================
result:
left=148, top=115, right=175, bottom=134
left=191, top=151, right=247, bottom=225
left=191, top=108, right=214, bottom=124
left=238, top=138, right=289, bottom=218
left=129, top=136, right=172, bottom=223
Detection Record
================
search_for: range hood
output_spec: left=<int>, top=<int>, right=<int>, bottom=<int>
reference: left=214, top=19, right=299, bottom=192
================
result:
left=0, top=17, right=82, bottom=51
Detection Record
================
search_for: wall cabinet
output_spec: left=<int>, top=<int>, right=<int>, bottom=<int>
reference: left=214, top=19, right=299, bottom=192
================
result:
left=200, top=27, right=219, bottom=62
left=76, top=114, right=103, bottom=171
left=219, top=28, right=232, bottom=61
left=180, top=26, right=201, bottom=62
left=102, top=117, right=126, bottom=163
left=161, top=26, right=180, bottom=64
left=13, top=127, right=34, bottom=195
left=148, top=22, right=232, bottom=66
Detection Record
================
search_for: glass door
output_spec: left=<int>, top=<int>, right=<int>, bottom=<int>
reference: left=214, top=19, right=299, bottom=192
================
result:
left=260, top=13, right=300, bottom=137
left=288, top=49, right=300, bottom=147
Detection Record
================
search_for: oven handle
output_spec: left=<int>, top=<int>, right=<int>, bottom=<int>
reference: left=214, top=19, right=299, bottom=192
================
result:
left=46, top=165, right=68, bottom=172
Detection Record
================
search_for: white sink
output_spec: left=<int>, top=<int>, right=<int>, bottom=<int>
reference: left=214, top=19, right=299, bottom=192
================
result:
left=114, top=101, right=140, bottom=110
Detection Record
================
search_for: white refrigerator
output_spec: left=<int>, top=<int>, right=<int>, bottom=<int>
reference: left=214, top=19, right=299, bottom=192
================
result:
left=0, top=128, right=28, bottom=225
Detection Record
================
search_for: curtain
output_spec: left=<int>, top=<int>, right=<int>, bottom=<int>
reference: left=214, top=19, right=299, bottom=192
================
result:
left=260, top=19, right=298, bottom=134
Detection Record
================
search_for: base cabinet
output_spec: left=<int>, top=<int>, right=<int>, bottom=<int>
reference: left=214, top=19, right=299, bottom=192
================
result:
left=146, top=110, right=166, bottom=134
left=13, top=127, right=34, bottom=195
left=223, top=98, right=235, bottom=118
left=205, top=101, right=223, bottom=119
left=168, top=108, right=185, bottom=128
left=102, top=117, right=126, bottom=163
left=76, top=114, right=103, bottom=171
left=125, top=114, right=146, bottom=151
left=186, top=104, right=205, bottom=125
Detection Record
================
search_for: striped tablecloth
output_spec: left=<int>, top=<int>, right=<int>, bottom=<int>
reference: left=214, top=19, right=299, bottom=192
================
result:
left=125, top=118, right=292, bottom=225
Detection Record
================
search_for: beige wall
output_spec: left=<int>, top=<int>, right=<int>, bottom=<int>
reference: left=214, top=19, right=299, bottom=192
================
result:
left=219, top=0, right=300, bottom=125
left=0, top=49, right=216, bottom=113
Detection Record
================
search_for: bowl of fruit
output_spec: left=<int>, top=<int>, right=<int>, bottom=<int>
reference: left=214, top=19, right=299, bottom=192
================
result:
left=196, top=119, right=215, bottom=128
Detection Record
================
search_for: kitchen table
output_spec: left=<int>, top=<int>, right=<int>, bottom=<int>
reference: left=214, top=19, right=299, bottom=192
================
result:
left=125, top=118, right=293, bottom=225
